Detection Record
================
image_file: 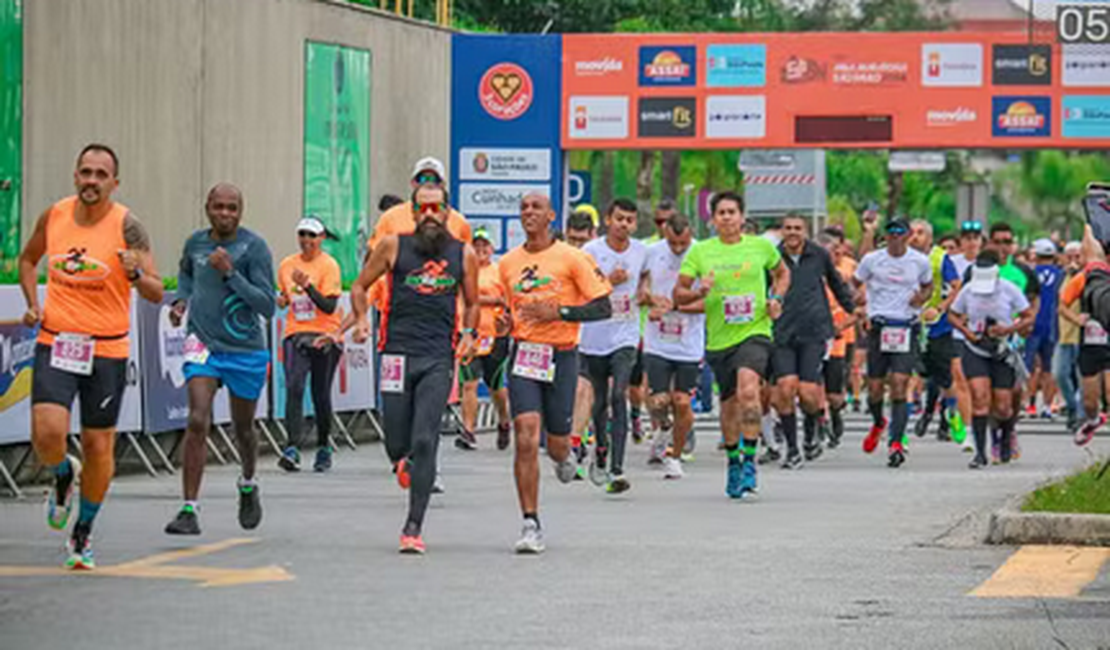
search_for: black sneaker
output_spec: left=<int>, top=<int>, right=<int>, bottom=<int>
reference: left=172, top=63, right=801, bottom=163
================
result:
left=313, top=447, right=333, bottom=473
left=757, top=447, right=782, bottom=466
left=455, top=429, right=478, bottom=451
left=913, top=416, right=930, bottom=438
left=277, top=446, right=301, bottom=472
left=780, top=452, right=804, bottom=470
left=496, top=423, right=511, bottom=451
left=165, top=506, right=201, bottom=535
left=887, top=446, right=906, bottom=469
left=968, top=455, right=988, bottom=470
left=937, top=416, right=951, bottom=442
left=238, top=484, right=262, bottom=530
left=803, top=444, right=823, bottom=462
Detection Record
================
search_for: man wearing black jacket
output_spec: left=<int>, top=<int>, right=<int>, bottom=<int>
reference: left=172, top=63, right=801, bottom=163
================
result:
left=772, top=215, right=855, bottom=468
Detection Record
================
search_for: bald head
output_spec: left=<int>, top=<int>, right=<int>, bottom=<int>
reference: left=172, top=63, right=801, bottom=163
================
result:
left=206, top=182, right=243, bottom=238
left=522, top=192, right=551, bottom=211
left=520, top=192, right=555, bottom=239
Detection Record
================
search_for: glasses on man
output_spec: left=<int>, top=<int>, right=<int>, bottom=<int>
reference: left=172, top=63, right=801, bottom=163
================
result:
left=992, top=238, right=1015, bottom=246
left=298, top=230, right=320, bottom=239
left=417, top=202, right=446, bottom=215
left=414, top=172, right=441, bottom=185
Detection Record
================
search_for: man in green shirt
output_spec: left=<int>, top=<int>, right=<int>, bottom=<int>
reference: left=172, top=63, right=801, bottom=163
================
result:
left=675, top=191, right=790, bottom=499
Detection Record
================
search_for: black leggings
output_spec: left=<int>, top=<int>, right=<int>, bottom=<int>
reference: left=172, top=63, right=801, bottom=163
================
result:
left=284, top=334, right=342, bottom=449
left=582, top=347, right=637, bottom=475
left=381, top=354, right=454, bottom=531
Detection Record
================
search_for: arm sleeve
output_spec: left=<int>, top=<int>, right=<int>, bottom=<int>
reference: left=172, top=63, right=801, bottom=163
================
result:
left=176, top=238, right=194, bottom=303
left=306, top=284, right=338, bottom=314
left=226, top=238, right=276, bottom=318
left=825, top=249, right=855, bottom=312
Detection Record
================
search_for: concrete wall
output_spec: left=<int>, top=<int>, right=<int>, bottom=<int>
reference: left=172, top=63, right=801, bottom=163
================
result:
left=23, top=0, right=451, bottom=272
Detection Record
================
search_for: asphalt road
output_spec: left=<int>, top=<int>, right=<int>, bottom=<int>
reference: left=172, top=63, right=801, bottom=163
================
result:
left=1, top=414, right=1108, bottom=650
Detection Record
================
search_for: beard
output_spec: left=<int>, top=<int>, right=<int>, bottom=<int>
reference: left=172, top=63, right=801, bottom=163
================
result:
left=414, top=218, right=449, bottom=257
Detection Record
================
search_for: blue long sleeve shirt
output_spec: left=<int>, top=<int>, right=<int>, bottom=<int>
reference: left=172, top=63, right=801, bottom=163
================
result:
left=176, top=227, right=275, bottom=353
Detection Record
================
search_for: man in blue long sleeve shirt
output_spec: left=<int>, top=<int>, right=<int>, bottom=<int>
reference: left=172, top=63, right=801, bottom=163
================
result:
left=165, top=183, right=276, bottom=536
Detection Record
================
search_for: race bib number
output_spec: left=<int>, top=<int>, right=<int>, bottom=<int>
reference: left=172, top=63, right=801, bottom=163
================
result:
left=611, top=294, right=634, bottom=320
left=50, top=333, right=93, bottom=376
left=380, top=354, right=406, bottom=393
left=477, top=336, right=495, bottom=355
left=880, top=326, right=911, bottom=354
left=183, top=334, right=210, bottom=365
left=513, top=342, right=556, bottom=383
left=291, top=294, right=315, bottom=322
left=659, top=313, right=684, bottom=343
left=1085, top=320, right=1109, bottom=346
left=723, top=294, right=755, bottom=324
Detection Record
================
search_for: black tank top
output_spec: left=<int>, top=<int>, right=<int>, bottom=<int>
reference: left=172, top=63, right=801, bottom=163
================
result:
left=383, top=234, right=463, bottom=357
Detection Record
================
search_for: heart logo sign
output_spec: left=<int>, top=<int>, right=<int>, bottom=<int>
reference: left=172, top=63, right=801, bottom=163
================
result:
left=480, top=62, right=534, bottom=121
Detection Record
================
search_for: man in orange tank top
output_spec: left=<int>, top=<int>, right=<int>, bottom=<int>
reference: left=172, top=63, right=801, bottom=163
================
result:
left=18, top=144, right=163, bottom=570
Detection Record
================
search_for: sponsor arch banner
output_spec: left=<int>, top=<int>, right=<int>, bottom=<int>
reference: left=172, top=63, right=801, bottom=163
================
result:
left=561, top=33, right=1110, bottom=150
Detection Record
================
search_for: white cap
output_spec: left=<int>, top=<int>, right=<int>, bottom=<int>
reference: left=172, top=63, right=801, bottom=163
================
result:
left=1065, top=241, right=1082, bottom=254
left=412, top=157, right=446, bottom=182
left=1033, top=238, right=1057, bottom=257
left=296, top=216, right=326, bottom=235
left=969, top=264, right=999, bottom=295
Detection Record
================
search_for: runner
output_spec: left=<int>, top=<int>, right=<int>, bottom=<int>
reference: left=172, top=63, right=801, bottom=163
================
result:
left=165, top=183, right=275, bottom=536
left=1025, top=239, right=1064, bottom=419
left=344, top=183, right=478, bottom=553
left=854, top=218, right=933, bottom=468
left=564, top=207, right=600, bottom=475
left=458, top=226, right=512, bottom=451
left=641, top=213, right=705, bottom=479
left=19, top=144, right=163, bottom=569
left=275, top=217, right=344, bottom=473
left=949, top=221, right=984, bottom=452
left=1061, top=260, right=1109, bottom=446
left=579, top=198, right=648, bottom=493
left=1055, top=242, right=1085, bottom=433
left=500, top=192, right=611, bottom=552
left=817, top=230, right=857, bottom=449
left=949, top=251, right=1035, bottom=468
left=908, top=219, right=964, bottom=444
left=675, top=191, right=789, bottom=498
left=773, top=215, right=855, bottom=468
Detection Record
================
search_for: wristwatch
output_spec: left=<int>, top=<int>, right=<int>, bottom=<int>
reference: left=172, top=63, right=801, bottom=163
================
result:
left=558, top=306, right=570, bottom=320
left=128, top=267, right=143, bottom=283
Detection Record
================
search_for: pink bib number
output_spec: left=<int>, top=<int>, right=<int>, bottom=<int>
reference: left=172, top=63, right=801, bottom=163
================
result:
left=611, top=294, right=634, bottom=320
left=880, top=327, right=910, bottom=353
left=723, top=294, right=754, bottom=324
left=659, top=314, right=684, bottom=343
left=513, top=342, right=555, bottom=383
left=1085, top=320, right=1108, bottom=346
left=380, top=354, right=406, bottom=393
left=183, top=334, right=210, bottom=365
left=291, top=294, right=315, bottom=322
left=50, top=333, right=94, bottom=376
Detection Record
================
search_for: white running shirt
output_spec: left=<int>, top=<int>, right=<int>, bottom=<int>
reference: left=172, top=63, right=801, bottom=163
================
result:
left=642, top=240, right=705, bottom=363
left=580, top=237, right=649, bottom=356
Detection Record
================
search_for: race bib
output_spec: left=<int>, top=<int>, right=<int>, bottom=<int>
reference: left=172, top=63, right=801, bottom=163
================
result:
left=1085, top=320, right=1109, bottom=346
left=477, top=335, right=495, bottom=355
left=723, top=294, right=755, bottom=324
left=880, top=326, right=911, bottom=354
left=291, top=294, right=315, bottom=322
left=183, top=334, right=210, bottom=365
left=659, top=313, right=684, bottom=343
left=513, top=342, right=555, bottom=383
left=611, top=294, right=634, bottom=320
left=380, top=354, right=406, bottom=393
left=50, top=333, right=93, bottom=376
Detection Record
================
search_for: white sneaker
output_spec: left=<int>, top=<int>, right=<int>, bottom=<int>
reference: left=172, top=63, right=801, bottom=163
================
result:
left=514, top=519, right=545, bottom=554
left=554, top=457, right=576, bottom=484
left=662, top=456, right=684, bottom=480
left=961, top=437, right=975, bottom=454
left=432, top=473, right=446, bottom=494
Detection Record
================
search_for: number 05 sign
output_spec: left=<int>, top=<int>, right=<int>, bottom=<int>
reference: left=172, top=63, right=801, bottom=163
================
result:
left=1058, top=4, right=1110, bottom=44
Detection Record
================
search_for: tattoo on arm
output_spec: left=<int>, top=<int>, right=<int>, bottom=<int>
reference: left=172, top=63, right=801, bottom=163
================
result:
left=123, top=214, right=152, bottom=251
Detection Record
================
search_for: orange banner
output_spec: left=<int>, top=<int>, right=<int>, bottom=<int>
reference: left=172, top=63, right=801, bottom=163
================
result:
left=562, top=33, right=1110, bottom=149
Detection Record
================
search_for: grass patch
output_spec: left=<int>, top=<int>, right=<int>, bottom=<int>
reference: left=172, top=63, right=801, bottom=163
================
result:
left=1023, top=461, right=1110, bottom=515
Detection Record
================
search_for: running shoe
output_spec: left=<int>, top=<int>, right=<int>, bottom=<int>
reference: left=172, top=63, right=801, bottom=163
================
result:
left=937, top=415, right=951, bottom=442
left=738, top=461, right=758, bottom=498
left=514, top=519, right=544, bottom=554
left=394, top=459, right=412, bottom=490
left=496, top=422, right=511, bottom=451
left=648, top=432, right=669, bottom=465
left=65, top=523, right=94, bottom=571
left=804, top=443, right=823, bottom=462
left=780, top=452, right=804, bottom=470
left=1075, top=414, right=1106, bottom=447
left=278, top=446, right=301, bottom=472
left=588, top=448, right=609, bottom=487
left=164, top=506, right=201, bottom=535
left=238, top=482, right=262, bottom=530
left=758, top=447, right=782, bottom=466
left=662, top=457, right=684, bottom=479
left=1025, top=403, right=1037, bottom=417
left=851, top=400, right=861, bottom=414
left=913, top=415, right=931, bottom=439
left=554, top=457, right=577, bottom=484
left=991, top=430, right=1001, bottom=465
left=1040, top=409, right=1054, bottom=421
left=818, top=418, right=831, bottom=445
left=725, top=460, right=744, bottom=499
left=862, top=418, right=887, bottom=454
left=574, top=466, right=587, bottom=481
left=454, top=429, right=478, bottom=451
left=961, top=436, right=976, bottom=454
left=313, top=446, right=333, bottom=473
left=46, top=455, right=81, bottom=531
left=631, top=417, right=644, bottom=444
left=949, top=412, right=966, bottom=445
left=968, top=454, right=988, bottom=470
left=432, top=473, right=446, bottom=495
left=399, top=535, right=426, bottom=555
left=606, top=474, right=631, bottom=494
left=887, top=441, right=906, bottom=468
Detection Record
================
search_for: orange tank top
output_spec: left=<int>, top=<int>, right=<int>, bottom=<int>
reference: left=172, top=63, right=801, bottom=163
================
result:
left=38, top=197, right=132, bottom=358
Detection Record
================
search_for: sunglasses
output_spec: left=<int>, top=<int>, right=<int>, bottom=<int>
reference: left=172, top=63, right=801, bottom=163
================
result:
left=414, top=172, right=441, bottom=185
left=417, top=201, right=446, bottom=215
left=298, top=230, right=320, bottom=238
left=993, top=238, right=1015, bottom=246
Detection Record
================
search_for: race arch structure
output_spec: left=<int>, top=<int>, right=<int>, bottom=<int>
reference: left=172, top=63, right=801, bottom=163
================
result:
left=451, top=32, right=1110, bottom=250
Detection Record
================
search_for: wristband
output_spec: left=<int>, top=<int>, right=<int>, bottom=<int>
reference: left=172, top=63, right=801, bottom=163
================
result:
left=558, top=306, right=570, bottom=321
left=128, top=267, right=143, bottom=282
left=461, top=328, right=477, bottom=337
left=768, top=294, right=783, bottom=303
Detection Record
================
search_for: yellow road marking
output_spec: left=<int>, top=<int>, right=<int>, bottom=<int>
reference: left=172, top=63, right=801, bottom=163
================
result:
left=0, top=537, right=293, bottom=588
left=970, top=545, right=1110, bottom=599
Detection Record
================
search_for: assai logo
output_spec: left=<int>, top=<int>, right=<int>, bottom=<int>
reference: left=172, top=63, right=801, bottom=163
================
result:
left=574, top=57, right=624, bottom=77
left=992, top=45, right=1052, bottom=86
left=706, top=44, right=767, bottom=88
left=478, top=62, right=534, bottom=121
left=992, top=97, right=1051, bottom=137
left=638, top=97, right=697, bottom=138
left=926, top=106, right=977, bottom=128
left=639, top=46, right=696, bottom=86
left=1063, top=96, right=1110, bottom=139
left=921, top=43, right=983, bottom=87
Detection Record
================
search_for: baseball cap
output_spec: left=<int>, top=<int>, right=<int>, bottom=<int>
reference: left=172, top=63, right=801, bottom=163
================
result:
left=473, top=226, right=492, bottom=243
left=1033, top=238, right=1057, bottom=257
left=885, top=218, right=910, bottom=235
left=969, top=257, right=1000, bottom=295
left=296, top=216, right=326, bottom=235
left=573, top=204, right=600, bottom=228
left=1065, top=241, right=1082, bottom=254
left=411, top=157, right=446, bottom=182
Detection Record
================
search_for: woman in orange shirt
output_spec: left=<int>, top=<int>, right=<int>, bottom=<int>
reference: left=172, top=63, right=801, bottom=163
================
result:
left=276, top=217, right=344, bottom=472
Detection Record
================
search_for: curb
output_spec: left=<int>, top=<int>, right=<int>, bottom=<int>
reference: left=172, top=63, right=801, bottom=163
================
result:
left=987, top=505, right=1110, bottom=546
